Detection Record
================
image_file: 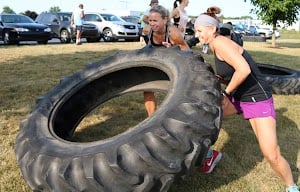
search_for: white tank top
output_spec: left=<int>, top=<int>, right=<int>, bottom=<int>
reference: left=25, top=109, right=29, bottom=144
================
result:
left=178, top=8, right=189, bottom=37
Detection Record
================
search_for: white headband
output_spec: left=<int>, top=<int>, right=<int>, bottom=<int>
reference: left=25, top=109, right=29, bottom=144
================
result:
left=195, top=14, right=219, bottom=28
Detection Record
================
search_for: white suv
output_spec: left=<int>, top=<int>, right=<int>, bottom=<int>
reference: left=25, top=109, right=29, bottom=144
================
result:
left=85, top=12, right=139, bottom=42
left=249, top=25, right=280, bottom=39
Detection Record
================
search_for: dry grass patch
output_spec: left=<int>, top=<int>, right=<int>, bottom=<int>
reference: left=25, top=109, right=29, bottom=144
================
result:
left=0, top=39, right=299, bottom=192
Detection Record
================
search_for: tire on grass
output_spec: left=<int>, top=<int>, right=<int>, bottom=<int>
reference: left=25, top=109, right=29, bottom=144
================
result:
left=14, top=46, right=222, bottom=192
left=242, top=35, right=266, bottom=42
left=257, top=63, right=300, bottom=95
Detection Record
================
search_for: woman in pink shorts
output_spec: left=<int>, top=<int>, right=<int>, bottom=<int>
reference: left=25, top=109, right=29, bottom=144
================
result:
left=195, top=6, right=299, bottom=192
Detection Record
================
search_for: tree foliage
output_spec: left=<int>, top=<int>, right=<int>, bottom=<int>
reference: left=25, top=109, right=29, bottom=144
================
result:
left=2, top=6, right=15, bottom=14
left=49, top=6, right=61, bottom=13
left=245, top=0, right=300, bottom=47
left=23, top=10, right=38, bottom=20
left=245, top=0, right=300, bottom=26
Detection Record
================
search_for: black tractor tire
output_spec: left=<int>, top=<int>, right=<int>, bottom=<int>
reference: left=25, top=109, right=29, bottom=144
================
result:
left=258, top=63, right=300, bottom=95
left=15, top=46, right=222, bottom=192
left=242, top=35, right=266, bottom=42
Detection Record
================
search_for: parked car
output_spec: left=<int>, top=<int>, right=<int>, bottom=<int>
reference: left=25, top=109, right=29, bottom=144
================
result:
left=85, top=12, right=139, bottom=42
left=121, top=15, right=142, bottom=36
left=232, top=24, right=247, bottom=36
left=35, top=12, right=101, bottom=43
left=247, top=25, right=280, bottom=39
left=0, top=14, right=51, bottom=45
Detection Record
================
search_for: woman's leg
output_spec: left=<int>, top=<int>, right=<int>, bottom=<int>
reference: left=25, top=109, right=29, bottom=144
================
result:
left=249, top=117, right=296, bottom=187
left=144, top=91, right=157, bottom=116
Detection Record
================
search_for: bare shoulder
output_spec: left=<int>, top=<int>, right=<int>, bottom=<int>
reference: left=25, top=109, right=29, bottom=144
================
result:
left=169, top=26, right=183, bottom=39
left=169, top=26, right=189, bottom=50
left=213, top=36, right=244, bottom=61
left=213, top=36, right=237, bottom=51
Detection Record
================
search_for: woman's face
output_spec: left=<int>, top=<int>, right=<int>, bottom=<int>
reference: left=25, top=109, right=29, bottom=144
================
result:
left=183, top=0, right=189, bottom=7
left=194, top=24, right=216, bottom=44
left=148, top=12, right=167, bottom=33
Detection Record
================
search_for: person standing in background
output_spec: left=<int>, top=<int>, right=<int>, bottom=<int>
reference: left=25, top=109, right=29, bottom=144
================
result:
left=71, top=3, right=85, bottom=45
left=220, top=22, right=244, bottom=46
left=170, top=0, right=189, bottom=38
left=139, top=14, right=146, bottom=44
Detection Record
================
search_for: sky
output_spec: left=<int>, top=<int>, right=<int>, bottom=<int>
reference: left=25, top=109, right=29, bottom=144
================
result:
left=0, top=0, right=256, bottom=18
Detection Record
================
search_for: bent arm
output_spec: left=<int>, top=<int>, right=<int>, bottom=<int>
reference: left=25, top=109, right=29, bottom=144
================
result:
left=213, top=36, right=251, bottom=94
left=142, top=15, right=149, bottom=25
left=169, top=26, right=190, bottom=50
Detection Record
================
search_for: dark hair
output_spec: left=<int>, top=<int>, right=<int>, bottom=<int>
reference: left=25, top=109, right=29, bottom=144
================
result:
left=220, top=28, right=231, bottom=36
left=150, top=5, right=169, bottom=19
left=173, top=0, right=181, bottom=9
left=204, top=6, right=221, bottom=22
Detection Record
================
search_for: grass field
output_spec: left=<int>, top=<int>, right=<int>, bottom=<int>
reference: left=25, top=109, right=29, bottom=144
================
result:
left=0, top=31, right=299, bottom=192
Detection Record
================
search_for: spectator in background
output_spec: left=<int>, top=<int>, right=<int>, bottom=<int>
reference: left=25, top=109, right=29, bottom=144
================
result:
left=220, top=22, right=243, bottom=46
left=139, top=14, right=146, bottom=44
left=71, top=3, right=85, bottom=45
left=142, top=0, right=159, bottom=44
left=170, top=0, right=190, bottom=38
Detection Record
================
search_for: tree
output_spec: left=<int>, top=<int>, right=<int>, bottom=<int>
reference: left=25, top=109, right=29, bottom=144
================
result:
left=245, top=0, right=300, bottom=47
left=49, top=6, right=61, bottom=12
left=23, top=10, right=38, bottom=20
left=2, top=6, right=15, bottom=14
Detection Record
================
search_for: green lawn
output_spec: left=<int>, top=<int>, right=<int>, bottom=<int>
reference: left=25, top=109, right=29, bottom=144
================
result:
left=0, top=31, right=299, bottom=192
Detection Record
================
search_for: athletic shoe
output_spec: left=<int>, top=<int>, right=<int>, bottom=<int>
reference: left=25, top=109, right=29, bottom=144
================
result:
left=199, top=149, right=222, bottom=173
left=286, top=185, right=299, bottom=192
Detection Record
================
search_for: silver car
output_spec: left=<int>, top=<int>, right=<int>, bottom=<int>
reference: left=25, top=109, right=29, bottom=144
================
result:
left=85, top=12, right=139, bottom=42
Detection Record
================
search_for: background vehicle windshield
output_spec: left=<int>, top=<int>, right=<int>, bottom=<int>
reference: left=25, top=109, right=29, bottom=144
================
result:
left=57, top=13, right=72, bottom=22
left=100, top=14, right=122, bottom=22
left=2, top=15, right=34, bottom=23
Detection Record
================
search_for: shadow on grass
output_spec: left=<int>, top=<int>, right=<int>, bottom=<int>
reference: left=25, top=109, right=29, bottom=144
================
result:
left=0, top=49, right=121, bottom=111
left=267, top=41, right=300, bottom=49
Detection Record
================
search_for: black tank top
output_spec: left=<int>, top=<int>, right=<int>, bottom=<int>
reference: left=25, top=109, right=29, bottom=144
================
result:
left=215, top=50, right=272, bottom=102
left=148, top=25, right=171, bottom=47
left=173, top=17, right=180, bottom=27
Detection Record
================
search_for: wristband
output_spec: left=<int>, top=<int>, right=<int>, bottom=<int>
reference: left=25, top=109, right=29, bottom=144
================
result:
left=221, top=90, right=230, bottom=97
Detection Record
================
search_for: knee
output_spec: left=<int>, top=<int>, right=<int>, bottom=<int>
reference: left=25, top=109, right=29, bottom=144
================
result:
left=263, top=149, right=281, bottom=166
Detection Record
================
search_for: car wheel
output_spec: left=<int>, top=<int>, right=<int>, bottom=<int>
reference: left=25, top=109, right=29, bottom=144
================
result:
left=60, top=29, right=71, bottom=43
left=257, top=63, right=300, bottom=95
left=103, top=28, right=115, bottom=42
left=3, top=31, right=16, bottom=45
left=259, top=33, right=266, bottom=38
left=15, top=46, right=222, bottom=192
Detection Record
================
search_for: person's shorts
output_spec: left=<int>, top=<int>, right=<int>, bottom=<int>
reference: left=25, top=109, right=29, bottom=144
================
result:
left=230, top=96, right=276, bottom=120
left=75, top=25, right=83, bottom=31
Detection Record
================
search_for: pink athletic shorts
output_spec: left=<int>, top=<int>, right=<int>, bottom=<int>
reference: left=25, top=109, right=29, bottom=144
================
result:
left=231, top=97, right=276, bottom=120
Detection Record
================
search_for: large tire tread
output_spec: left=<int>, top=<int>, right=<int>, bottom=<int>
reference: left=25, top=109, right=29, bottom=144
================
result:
left=15, top=46, right=222, bottom=192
